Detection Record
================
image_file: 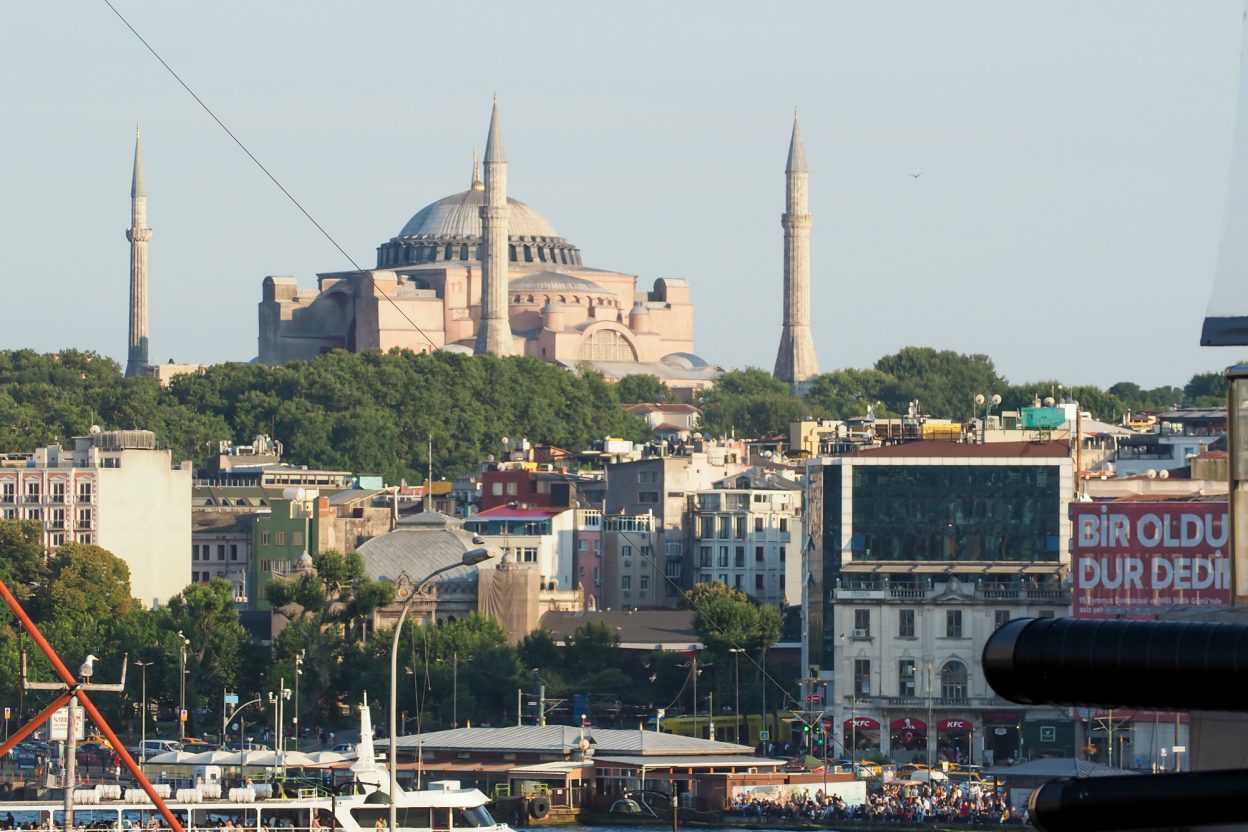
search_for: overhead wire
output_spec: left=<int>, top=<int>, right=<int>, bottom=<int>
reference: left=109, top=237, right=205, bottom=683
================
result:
left=102, top=0, right=814, bottom=734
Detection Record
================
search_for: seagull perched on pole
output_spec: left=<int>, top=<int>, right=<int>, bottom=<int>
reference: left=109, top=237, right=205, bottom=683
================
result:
left=78, top=655, right=98, bottom=681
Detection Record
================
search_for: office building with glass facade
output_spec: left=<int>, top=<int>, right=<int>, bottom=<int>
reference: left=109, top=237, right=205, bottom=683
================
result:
left=809, top=441, right=1076, bottom=766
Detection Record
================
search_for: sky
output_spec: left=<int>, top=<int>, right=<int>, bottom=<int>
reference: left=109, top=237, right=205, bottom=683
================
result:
left=3, top=1, right=1246, bottom=390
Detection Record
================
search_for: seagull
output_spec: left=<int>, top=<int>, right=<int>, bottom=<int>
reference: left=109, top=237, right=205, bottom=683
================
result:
left=908, top=172, right=923, bottom=179
left=79, top=655, right=98, bottom=681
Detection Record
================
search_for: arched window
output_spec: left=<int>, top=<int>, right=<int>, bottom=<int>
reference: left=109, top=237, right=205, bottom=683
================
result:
left=579, top=329, right=637, bottom=362
left=940, top=660, right=968, bottom=700
left=509, top=244, right=517, bottom=262
left=459, top=244, right=469, bottom=260
left=524, top=245, right=533, bottom=262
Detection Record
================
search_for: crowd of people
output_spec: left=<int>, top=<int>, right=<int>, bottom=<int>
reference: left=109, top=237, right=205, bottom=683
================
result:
left=728, top=780, right=1027, bottom=826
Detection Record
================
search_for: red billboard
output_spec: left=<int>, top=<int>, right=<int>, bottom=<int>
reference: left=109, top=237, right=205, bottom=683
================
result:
left=1070, top=502, right=1230, bottom=618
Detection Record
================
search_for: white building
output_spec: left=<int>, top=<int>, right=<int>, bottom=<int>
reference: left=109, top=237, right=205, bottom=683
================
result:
left=688, top=468, right=802, bottom=607
left=0, top=429, right=191, bottom=607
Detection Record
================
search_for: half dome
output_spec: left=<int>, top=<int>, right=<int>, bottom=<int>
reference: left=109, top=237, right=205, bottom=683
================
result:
left=509, top=271, right=610, bottom=295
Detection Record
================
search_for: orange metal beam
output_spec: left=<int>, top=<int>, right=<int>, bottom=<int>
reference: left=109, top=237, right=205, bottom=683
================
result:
left=0, top=579, right=185, bottom=832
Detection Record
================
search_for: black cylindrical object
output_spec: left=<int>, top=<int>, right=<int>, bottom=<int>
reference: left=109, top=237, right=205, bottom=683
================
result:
left=1030, top=769, right=1248, bottom=832
left=982, top=617, right=1248, bottom=711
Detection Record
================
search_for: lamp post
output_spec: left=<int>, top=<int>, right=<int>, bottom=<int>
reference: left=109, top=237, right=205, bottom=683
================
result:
left=728, top=648, right=743, bottom=744
left=973, top=393, right=1002, bottom=445
left=389, top=547, right=497, bottom=832
left=268, top=679, right=291, bottom=771
left=135, top=660, right=153, bottom=764
left=293, top=651, right=304, bottom=751
left=177, top=631, right=190, bottom=739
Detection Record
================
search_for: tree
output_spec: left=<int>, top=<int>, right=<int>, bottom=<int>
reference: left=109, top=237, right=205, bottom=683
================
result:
left=1184, top=372, right=1228, bottom=407
left=805, top=369, right=898, bottom=419
left=874, top=347, right=1007, bottom=419
left=616, top=374, right=670, bottom=404
left=684, top=582, right=782, bottom=653
left=696, top=369, right=806, bottom=437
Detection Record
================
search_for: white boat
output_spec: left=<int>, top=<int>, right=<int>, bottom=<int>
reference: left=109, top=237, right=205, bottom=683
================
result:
left=0, top=704, right=511, bottom=832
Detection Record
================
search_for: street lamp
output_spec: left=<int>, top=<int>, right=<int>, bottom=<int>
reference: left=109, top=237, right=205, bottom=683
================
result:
left=268, top=679, right=292, bottom=766
left=177, top=631, right=190, bottom=739
left=973, top=394, right=1002, bottom=445
left=134, top=660, right=153, bottom=764
left=293, top=651, right=305, bottom=751
left=727, top=648, right=744, bottom=744
left=389, top=547, right=498, bottom=831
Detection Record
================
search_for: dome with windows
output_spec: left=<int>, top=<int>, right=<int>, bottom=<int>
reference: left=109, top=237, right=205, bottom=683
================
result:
left=377, top=182, right=583, bottom=269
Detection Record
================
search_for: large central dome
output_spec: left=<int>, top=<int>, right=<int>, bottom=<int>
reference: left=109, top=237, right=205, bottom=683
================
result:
left=398, top=189, right=560, bottom=239
left=377, top=181, right=584, bottom=270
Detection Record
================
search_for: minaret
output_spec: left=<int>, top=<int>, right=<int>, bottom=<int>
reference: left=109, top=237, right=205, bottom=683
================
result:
left=773, top=112, right=820, bottom=389
left=474, top=97, right=515, bottom=356
left=125, top=124, right=152, bottom=378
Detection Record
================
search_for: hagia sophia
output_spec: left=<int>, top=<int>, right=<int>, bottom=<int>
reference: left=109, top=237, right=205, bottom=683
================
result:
left=126, top=103, right=822, bottom=393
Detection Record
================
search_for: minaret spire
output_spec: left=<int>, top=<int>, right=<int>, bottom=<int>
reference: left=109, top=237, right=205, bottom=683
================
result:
left=471, top=146, right=483, bottom=191
left=773, top=112, right=820, bottom=390
left=474, top=97, right=515, bottom=356
left=126, top=124, right=152, bottom=378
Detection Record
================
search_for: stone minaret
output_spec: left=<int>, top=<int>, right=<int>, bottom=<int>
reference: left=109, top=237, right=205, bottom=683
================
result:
left=474, top=98, right=515, bottom=356
left=773, top=113, right=820, bottom=389
left=126, top=125, right=152, bottom=378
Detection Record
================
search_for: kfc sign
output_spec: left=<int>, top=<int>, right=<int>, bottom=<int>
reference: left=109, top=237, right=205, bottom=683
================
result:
left=844, top=716, right=880, bottom=731
left=938, top=718, right=972, bottom=731
left=1071, top=503, right=1230, bottom=618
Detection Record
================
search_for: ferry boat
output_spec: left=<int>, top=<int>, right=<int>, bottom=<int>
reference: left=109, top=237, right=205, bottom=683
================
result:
left=0, top=705, right=511, bottom=832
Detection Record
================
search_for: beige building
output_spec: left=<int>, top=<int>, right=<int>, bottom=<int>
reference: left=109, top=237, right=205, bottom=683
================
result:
left=0, top=429, right=191, bottom=608
left=258, top=103, right=710, bottom=384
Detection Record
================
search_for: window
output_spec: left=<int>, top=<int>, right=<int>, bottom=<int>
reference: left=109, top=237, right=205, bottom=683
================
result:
left=1, top=509, right=14, bottom=520
left=230, top=544, right=238, bottom=562
left=50, top=532, right=65, bottom=547
left=50, top=481, right=66, bottom=503
left=754, top=574, right=764, bottom=590
left=898, top=609, right=916, bottom=639
left=292, top=531, right=303, bottom=546
left=718, top=546, right=729, bottom=567
left=77, top=481, right=93, bottom=503
left=779, top=546, right=786, bottom=562
left=718, top=516, right=732, bottom=538
left=854, top=659, right=872, bottom=696
left=779, top=517, right=789, bottom=533
left=25, top=481, right=40, bottom=502
left=994, top=609, right=1011, bottom=630
left=491, top=482, right=503, bottom=496
left=1038, top=609, right=1055, bottom=619
left=946, top=609, right=963, bottom=639
left=77, top=508, right=91, bottom=527
left=275, top=531, right=287, bottom=546
left=639, top=575, right=649, bottom=591
left=735, top=516, right=747, bottom=539
left=734, top=546, right=745, bottom=568
left=260, top=531, right=271, bottom=545
left=578, top=539, right=588, bottom=551
left=719, top=573, right=728, bottom=584
left=754, top=516, right=764, bottom=532
left=217, top=545, right=226, bottom=561
left=666, top=561, right=682, bottom=578
left=520, top=548, right=538, bottom=563
left=621, top=575, right=631, bottom=591
left=755, top=546, right=765, bottom=562
left=698, top=516, right=714, bottom=538
left=734, top=574, right=743, bottom=589
left=26, top=508, right=40, bottom=522
left=192, top=546, right=200, bottom=562
left=1, top=481, right=13, bottom=503
left=638, top=471, right=657, bottom=484
left=854, top=609, right=870, bottom=638
left=640, top=545, right=653, bottom=560
left=941, top=660, right=968, bottom=700
left=699, top=546, right=712, bottom=567
left=506, top=482, right=518, bottom=496
left=259, top=559, right=272, bottom=572
left=593, top=566, right=601, bottom=585
left=898, top=659, right=917, bottom=697
left=638, top=491, right=660, bottom=504
left=622, top=545, right=633, bottom=559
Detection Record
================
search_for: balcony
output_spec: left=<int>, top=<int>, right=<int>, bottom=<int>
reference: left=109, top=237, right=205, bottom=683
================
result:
left=976, top=582, right=1070, bottom=602
left=854, top=695, right=1012, bottom=710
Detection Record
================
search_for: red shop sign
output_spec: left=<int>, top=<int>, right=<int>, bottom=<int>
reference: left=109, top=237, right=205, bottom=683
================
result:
left=844, top=716, right=881, bottom=731
left=939, top=718, right=973, bottom=731
left=889, top=716, right=927, bottom=731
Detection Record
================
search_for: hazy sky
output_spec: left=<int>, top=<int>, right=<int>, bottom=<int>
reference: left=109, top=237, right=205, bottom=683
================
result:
left=4, top=1, right=1246, bottom=390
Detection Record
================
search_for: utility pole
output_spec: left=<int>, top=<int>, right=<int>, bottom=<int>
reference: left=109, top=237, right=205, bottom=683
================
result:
left=178, top=631, right=189, bottom=739
left=452, top=651, right=459, bottom=729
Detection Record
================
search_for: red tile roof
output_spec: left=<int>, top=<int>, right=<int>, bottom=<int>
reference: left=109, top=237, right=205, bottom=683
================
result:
left=851, top=440, right=1071, bottom=459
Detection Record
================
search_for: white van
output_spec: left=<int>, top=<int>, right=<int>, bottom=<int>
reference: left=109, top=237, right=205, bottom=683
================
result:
left=140, top=739, right=182, bottom=757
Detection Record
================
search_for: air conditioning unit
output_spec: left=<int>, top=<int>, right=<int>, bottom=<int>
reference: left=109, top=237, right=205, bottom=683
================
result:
left=853, top=628, right=869, bottom=639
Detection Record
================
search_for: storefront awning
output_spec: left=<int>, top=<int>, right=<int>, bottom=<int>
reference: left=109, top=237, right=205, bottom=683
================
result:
left=890, top=717, right=927, bottom=731
left=844, top=716, right=880, bottom=731
left=939, top=718, right=973, bottom=731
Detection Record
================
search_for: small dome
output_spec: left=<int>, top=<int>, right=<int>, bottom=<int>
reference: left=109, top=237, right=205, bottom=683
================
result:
left=510, top=271, right=610, bottom=295
left=398, top=189, right=560, bottom=239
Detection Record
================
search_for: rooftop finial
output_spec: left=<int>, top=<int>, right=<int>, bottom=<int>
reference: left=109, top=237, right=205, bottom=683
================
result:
left=131, top=123, right=147, bottom=198
left=136, top=122, right=141, bottom=139
left=471, top=146, right=483, bottom=191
